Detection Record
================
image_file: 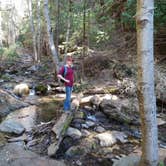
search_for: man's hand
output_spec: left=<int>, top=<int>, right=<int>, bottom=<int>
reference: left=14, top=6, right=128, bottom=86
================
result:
left=65, top=79, right=70, bottom=83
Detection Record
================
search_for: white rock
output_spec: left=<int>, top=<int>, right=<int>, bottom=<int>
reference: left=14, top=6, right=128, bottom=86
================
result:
left=95, top=132, right=117, bottom=147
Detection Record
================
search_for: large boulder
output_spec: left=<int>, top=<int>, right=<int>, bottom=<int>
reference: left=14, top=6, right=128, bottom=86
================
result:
left=0, top=89, right=28, bottom=117
left=100, top=97, right=140, bottom=125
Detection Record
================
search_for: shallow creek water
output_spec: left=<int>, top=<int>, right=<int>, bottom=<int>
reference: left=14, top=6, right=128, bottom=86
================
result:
left=1, top=93, right=63, bottom=131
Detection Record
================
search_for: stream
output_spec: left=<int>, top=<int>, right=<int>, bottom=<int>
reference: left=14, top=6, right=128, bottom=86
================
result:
left=0, top=57, right=165, bottom=165
left=0, top=90, right=166, bottom=166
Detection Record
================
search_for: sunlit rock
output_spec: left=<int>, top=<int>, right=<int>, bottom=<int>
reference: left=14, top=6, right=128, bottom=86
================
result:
left=13, top=83, right=30, bottom=97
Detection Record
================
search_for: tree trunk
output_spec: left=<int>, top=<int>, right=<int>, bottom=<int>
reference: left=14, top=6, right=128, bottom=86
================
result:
left=8, top=6, right=16, bottom=46
left=37, top=0, right=41, bottom=63
left=64, top=0, right=72, bottom=59
left=0, top=11, right=2, bottom=47
left=27, top=0, right=38, bottom=64
left=44, top=0, right=60, bottom=73
left=82, top=0, right=86, bottom=57
left=55, top=0, right=60, bottom=57
left=87, top=7, right=90, bottom=50
left=136, top=0, right=158, bottom=165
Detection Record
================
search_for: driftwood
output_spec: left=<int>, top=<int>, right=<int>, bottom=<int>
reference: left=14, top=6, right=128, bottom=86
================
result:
left=47, top=94, right=82, bottom=156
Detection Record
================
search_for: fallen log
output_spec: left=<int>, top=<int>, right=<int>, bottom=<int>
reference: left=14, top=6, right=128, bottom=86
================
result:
left=83, top=86, right=119, bottom=95
left=48, top=113, right=73, bottom=156
left=47, top=93, right=82, bottom=156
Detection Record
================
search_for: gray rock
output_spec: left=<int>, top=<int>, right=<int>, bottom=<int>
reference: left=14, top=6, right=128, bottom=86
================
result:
left=65, top=146, right=86, bottom=158
left=0, top=119, right=25, bottom=135
left=0, top=89, right=28, bottom=117
left=0, top=143, right=66, bottom=166
left=95, top=126, right=106, bottom=133
left=111, top=131, right=128, bottom=143
left=66, top=127, right=82, bottom=139
left=100, top=97, right=140, bottom=125
left=81, top=129, right=91, bottom=137
left=112, top=155, right=140, bottom=166
left=4, top=106, right=37, bottom=132
left=81, top=123, right=89, bottom=129
left=85, top=121, right=95, bottom=127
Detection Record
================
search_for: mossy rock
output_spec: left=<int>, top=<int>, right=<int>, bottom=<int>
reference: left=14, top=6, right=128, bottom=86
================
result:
left=35, top=84, right=47, bottom=95
left=74, top=111, right=85, bottom=119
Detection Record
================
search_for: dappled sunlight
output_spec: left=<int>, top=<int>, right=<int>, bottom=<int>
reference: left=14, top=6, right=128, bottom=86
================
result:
left=111, top=95, right=118, bottom=101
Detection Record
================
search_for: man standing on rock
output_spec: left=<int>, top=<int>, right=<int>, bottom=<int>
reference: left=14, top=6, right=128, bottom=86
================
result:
left=57, top=56, right=74, bottom=112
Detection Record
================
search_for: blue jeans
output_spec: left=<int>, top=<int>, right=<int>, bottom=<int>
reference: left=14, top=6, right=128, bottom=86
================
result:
left=64, top=86, right=72, bottom=111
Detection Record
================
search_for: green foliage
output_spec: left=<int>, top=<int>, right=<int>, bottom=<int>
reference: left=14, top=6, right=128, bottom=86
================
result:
left=1, top=0, right=166, bottom=54
left=0, top=45, right=18, bottom=60
left=73, top=83, right=89, bottom=93
left=154, top=1, right=166, bottom=27
left=35, top=84, right=48, bottom=95
left=0, top=48, right=4, bottom=56
left=0, top=74, right=11, bottom=81
left=96, top=30, right=109, bottom=44
left=158, top=161, right=164, bottom=166
left=121, top=0, right=136, bottom=30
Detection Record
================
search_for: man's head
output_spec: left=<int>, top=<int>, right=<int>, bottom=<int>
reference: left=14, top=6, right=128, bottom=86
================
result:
left=66, top=56, right=73, bottom=66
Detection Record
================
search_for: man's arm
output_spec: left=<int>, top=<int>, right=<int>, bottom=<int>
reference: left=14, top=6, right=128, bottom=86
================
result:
left=57, top=74, right=70, bottom=83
